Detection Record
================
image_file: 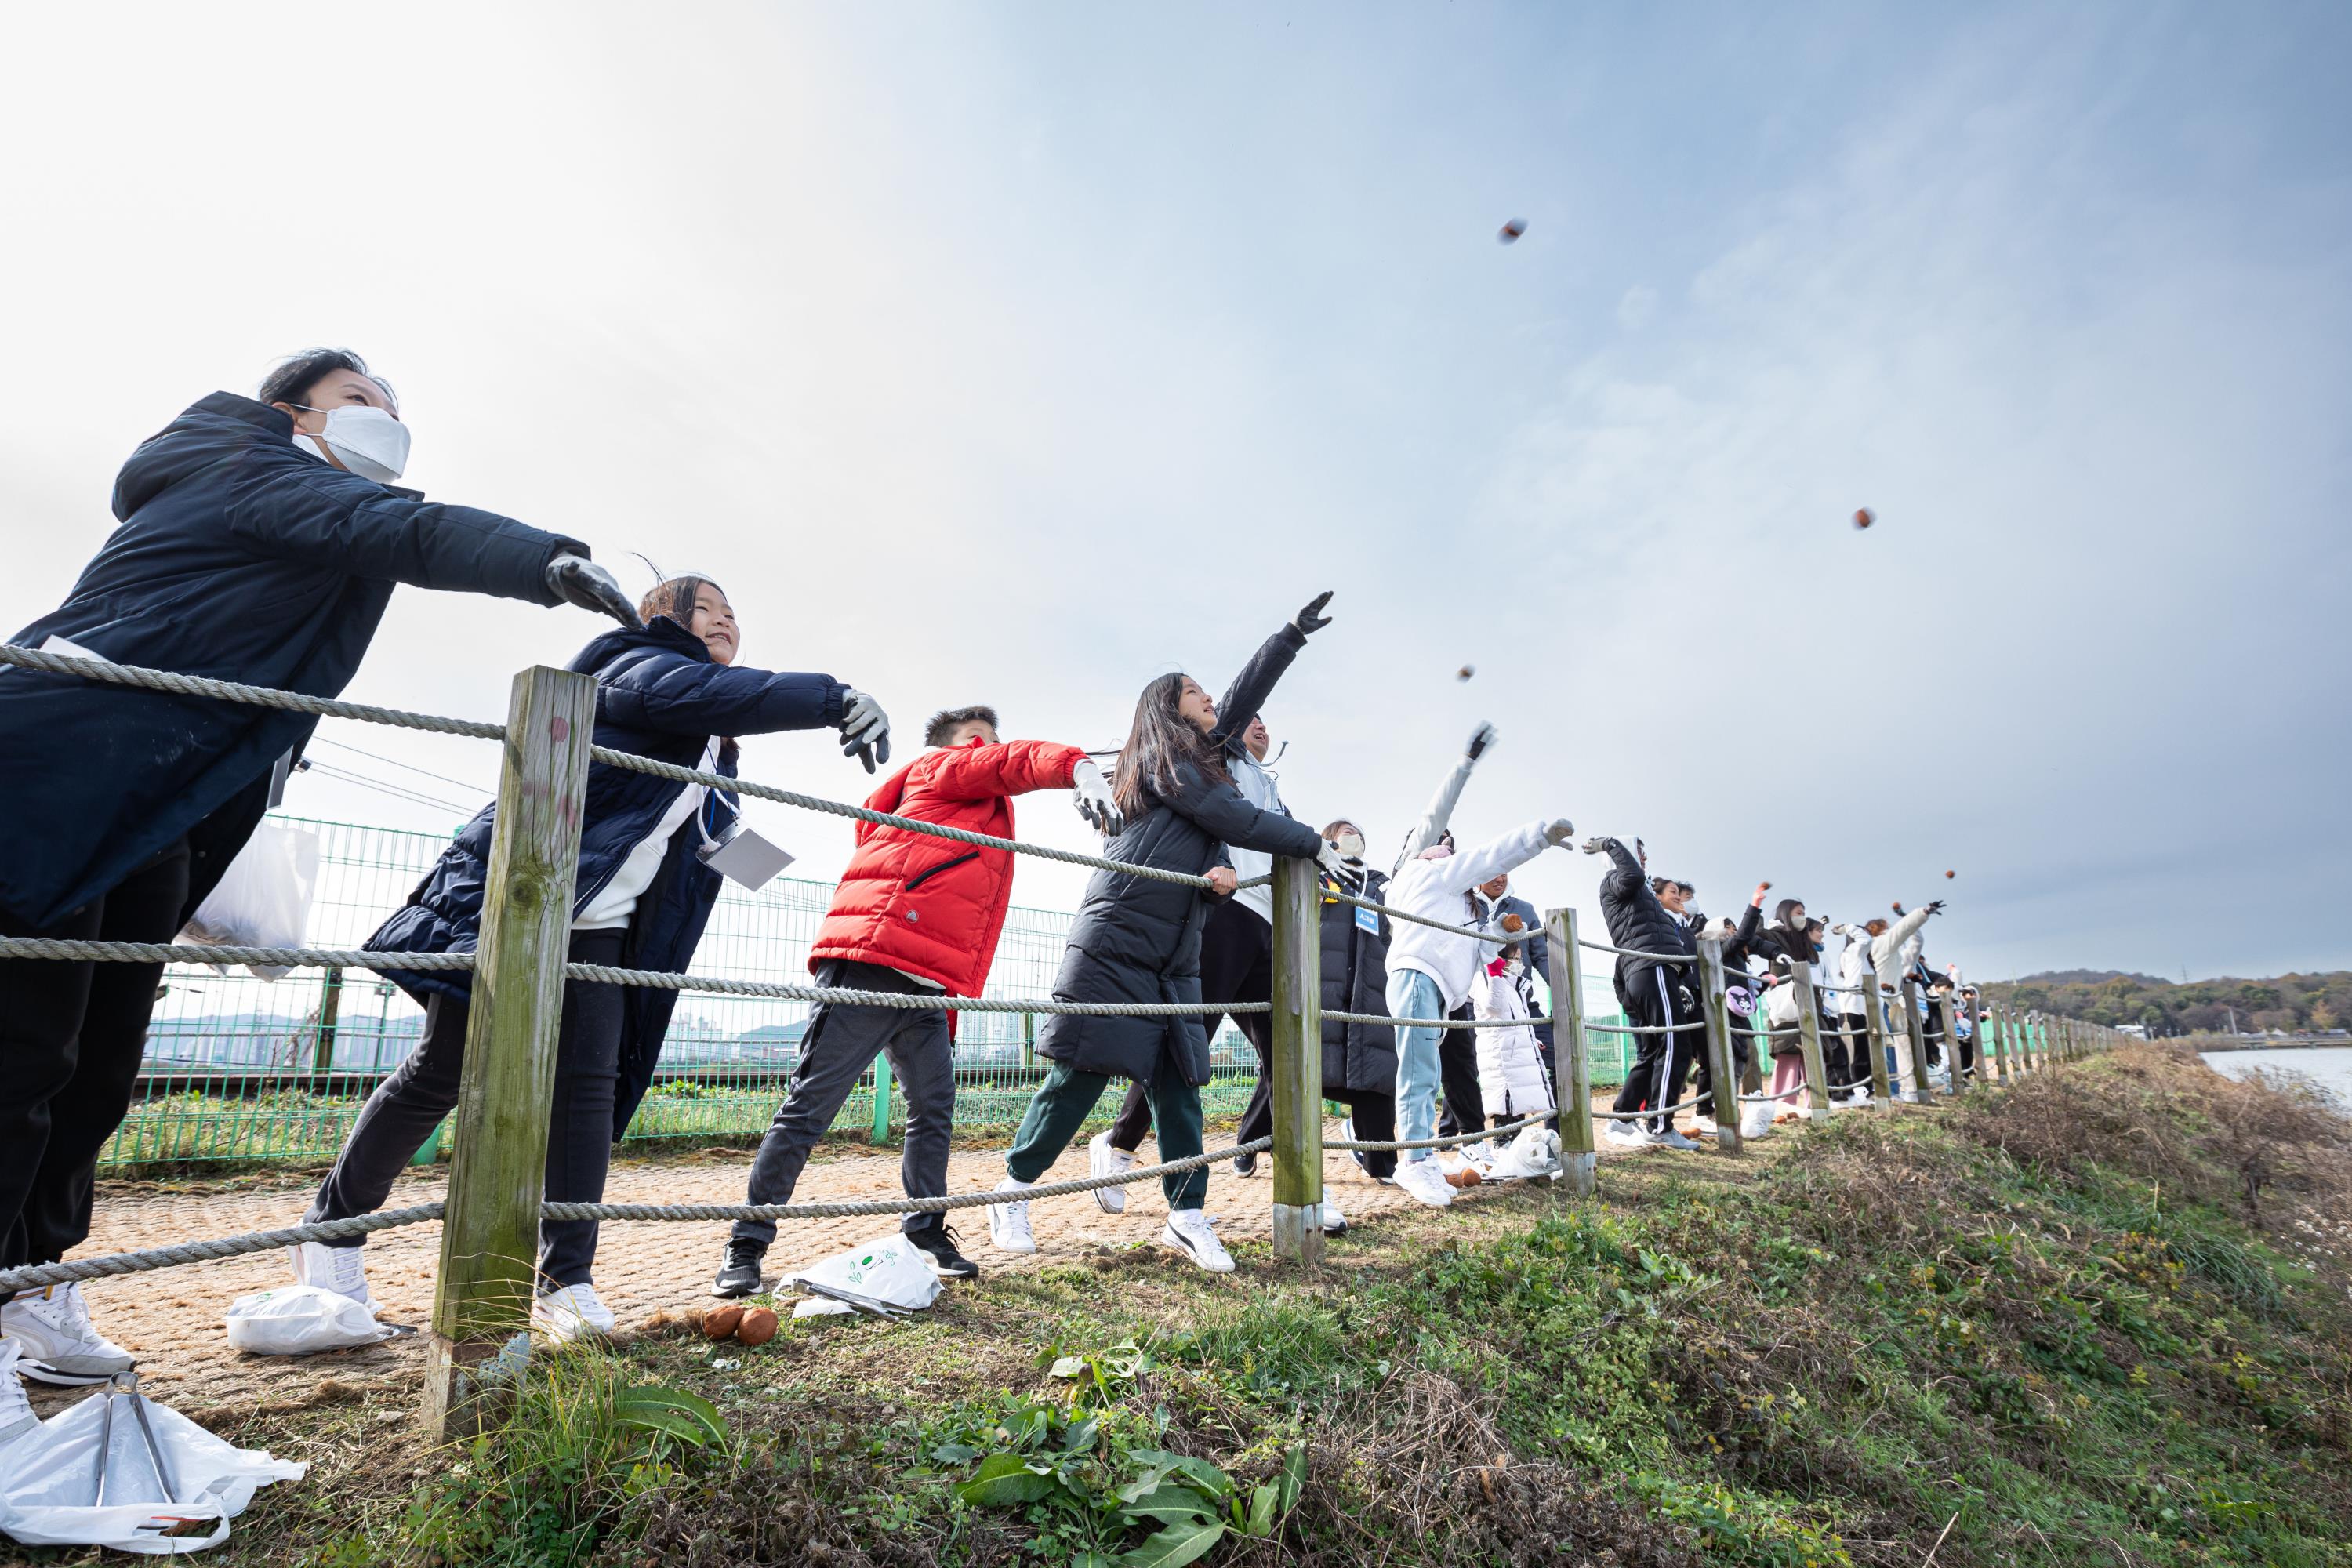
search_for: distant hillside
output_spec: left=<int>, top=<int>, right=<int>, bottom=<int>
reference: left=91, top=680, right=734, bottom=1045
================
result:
left=1983, top=970, right=2352, bottom=1037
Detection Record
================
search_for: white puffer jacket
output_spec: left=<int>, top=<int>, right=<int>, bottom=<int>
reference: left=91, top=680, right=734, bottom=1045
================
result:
left=1384, top=818, right=1555, bottom=1011
left=1473, top=958, right=1554, bottom=1119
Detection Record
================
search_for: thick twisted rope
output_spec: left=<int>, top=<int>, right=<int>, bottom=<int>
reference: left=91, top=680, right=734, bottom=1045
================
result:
left=1576, top=937, right=1697, bottom=964
left=561, top=962, right=1271, bottom=1016
left=1327, top=1111, right=1548, bottom=1152
left=0, top=936, right=475, bottom=971
left=1592, top=1092, right=1708, bottom=1124
left=1323, top=1009, right=1557, bottom=1029
left=1583, top=1019, right=1708, bottom=1036
left=1319, top=884, right=1527, bottom=947
left=0, top=642, right=503, bottom=738
left=0, top=1205, right=448, bottom=1294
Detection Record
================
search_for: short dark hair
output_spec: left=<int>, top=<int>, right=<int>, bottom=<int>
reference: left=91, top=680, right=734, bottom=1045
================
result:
left=637, top=572, right=724, bottom=628
left=258, top=348, right=397, bottom=412
left=925, top=706, right=1000, bottom=747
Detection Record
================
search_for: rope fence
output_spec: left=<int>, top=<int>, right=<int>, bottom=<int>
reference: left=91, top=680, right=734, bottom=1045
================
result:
left=0, top=642, right=2114, bottom=1419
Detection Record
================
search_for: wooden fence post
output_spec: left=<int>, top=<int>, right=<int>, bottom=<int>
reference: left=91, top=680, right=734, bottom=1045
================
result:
left=1900, top=976, right=1936, bottom=1102
left=1546, top=908, right=1595, bottom=1197
left=870, top=1053, right=893, bottom=1144
left=1789, top=960, right=1831, bottom=1116
left=1860, top=964, right=1894, bottom=1104
left=1696, top=935, right=1741, bottom=1154
left=423, top=666, right=597, bottom=1436
left=1268, top=854, right=1324, bottom=1269
left=1983, top=1003, right=2006, bottom=1083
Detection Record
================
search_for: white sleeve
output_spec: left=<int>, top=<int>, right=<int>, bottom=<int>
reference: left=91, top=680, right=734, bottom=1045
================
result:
left=1396, top=753, right=1475, bottom=869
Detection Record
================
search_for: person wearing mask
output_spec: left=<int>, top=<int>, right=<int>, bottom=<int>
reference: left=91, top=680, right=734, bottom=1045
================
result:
left=1316, top=818, right=1401, bottom=1205
left=1688, top=884, right=1767, bottom=1134
left=1086, top=597, right=1330, bottom=1198
left=1384, top=803, right=1577, bottom=1210
left=0, top=350, right=640, bottom=1390
left=1752, top=896, right=1824, bottom=1114
left=302, top=575, right=889, bottom=1340
left=1391, top=725, right=1501, bottom=1149
left=1479, top=873, right=1556, bottom=1134
left=1584, top=837, right=1701, bottom=1151
left=992, top=598, right=1341, bottom=1273
left=709, top=705, right=1123, bottom=1298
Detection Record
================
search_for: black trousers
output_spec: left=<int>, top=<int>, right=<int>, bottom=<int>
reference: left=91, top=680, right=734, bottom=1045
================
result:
left=1437, top=1000, right=1486, bottom=1138
left=310, top=929, right=626, bottom=1290
left=0, top=837, right=191, bottom=1290
left=1922, top=1000, right=1946, bottom=1069
left=1107, top=902, right=1271, bottom=1150
left=732, top=960, right=957, bottom=1248
left=1610, top=966, right=1696, bottom=1132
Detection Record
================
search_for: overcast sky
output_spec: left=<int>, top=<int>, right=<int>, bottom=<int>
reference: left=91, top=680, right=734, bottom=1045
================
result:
left=2, top=2, right=2345, bottom=983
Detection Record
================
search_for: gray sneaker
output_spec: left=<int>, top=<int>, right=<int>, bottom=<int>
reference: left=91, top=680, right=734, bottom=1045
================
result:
left=1655, top=1128, right=1702, bottom=1152
left=1, top=1283, right=133, bottom=1386
left=0, top=1343, right=35, bottom=1448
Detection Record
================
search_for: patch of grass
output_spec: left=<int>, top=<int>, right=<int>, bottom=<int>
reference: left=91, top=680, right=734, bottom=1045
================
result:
left=217, top=1045, right=2352, bottom=1566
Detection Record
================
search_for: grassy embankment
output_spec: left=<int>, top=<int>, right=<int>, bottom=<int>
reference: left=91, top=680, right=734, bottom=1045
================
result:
left=156, top=1045, right=2352, bottom=1566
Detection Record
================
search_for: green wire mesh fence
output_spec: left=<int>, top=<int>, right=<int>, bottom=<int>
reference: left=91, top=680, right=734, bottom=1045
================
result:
left=103, top=814, right=1632, bottom=1171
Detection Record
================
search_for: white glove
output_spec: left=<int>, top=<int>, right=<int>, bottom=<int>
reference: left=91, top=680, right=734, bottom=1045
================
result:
left=1542, top=818, right=1576, bottom=847
left=545, top=555, right=641, bottom=628
left=837, top=690, right=891, bottom=773
left=1316, top=837, right=1350, bottom=880
left=1069, top=760, right=1124, bottom=836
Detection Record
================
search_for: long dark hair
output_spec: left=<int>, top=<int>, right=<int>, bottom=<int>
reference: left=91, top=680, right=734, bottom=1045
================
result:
left=1111, top=673, right=1228, bottom=820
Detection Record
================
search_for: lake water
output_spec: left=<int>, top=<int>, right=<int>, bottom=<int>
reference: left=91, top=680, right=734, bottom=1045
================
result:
left=2201, top=1047, right=2352, bottom=1106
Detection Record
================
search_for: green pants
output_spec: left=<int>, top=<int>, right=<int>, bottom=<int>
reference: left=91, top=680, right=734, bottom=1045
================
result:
left=1007, top=1057, right=1207, bottom=1210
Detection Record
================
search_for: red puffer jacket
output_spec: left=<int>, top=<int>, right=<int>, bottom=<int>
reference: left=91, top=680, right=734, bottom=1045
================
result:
left=810, top=737, right=1084, bottom=995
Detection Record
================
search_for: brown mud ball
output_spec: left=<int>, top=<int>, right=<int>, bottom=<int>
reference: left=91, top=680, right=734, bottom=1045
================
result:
left=702, top=1305, right=745, bottom=1340
left=735, top=1306, right=780, bottom=1347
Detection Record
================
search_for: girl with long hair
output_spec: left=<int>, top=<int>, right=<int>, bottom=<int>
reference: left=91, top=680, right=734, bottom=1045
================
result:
left=988, top=655, right=1338, bottom=1272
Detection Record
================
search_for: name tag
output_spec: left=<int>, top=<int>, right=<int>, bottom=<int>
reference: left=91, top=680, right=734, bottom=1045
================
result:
left=1354, top=905, right=1381, bottom=934
left=697, top=826, right=794, bottom=890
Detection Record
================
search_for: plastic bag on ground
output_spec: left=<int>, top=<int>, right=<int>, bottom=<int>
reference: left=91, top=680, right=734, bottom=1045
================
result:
left=1487, top=1126, right=1562, bottom=1181
left=176, top=822, right=320, bottom=981
left=787, top=1232, right=943, bottom=1319
left=0, top=1381, right=305, bottom=1554
left=223, top=1285, right=397, bottom=1356
left=1740, top=1101, right=1777, bottom=1140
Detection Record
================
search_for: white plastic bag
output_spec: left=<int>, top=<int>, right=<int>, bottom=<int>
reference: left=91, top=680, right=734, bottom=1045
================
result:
left=0, top=1376, right=305, bottom=1554
left=223, top=1285, right=397, bottom=1356
left=787, top=1232, right=943, bottom=1319
left=1740, top=1101, right=1777, bottom=1140
left=176, top=823, right=320, bottom=981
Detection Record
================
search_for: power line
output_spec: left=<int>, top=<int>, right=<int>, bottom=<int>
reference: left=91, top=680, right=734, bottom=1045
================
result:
left=308, top=731, right=492, bottom=797
left=297, top=759, right=476, bottom=818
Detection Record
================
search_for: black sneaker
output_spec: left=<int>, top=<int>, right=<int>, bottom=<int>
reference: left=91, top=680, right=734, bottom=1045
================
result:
left=909, top=1225, right=980, bottom=1279
left=711, top=1239, right=768, bottom=1298
left=1233, top=1151, right=1259, bottom=1178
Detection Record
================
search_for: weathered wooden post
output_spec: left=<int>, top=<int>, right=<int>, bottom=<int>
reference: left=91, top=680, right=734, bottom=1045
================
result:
left=1789, top=960, right=1832, bottom=1116
left=1268, top=854, right=1324, bottom=1268
left=423, top=666, right=596, bottom=1436
left=1860, top=962, right=1894, bottom=1104
left=1545, top=908, right=1595, bottom=1196
left=1900, top=976, right=1936, bottom=1102
left=1982, top=1003, right=2006, bottom=1083
left=1696, top=935, right=1741, bottom=1154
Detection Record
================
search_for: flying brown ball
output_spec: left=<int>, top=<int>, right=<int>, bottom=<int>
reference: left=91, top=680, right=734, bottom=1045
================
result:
left=1853, top=508, right=1874, bottom=530
left=1497, top=218, right=1526, bottom=244
left=1945, top=869, right=1955, bottom=879
left=1457, top=664, right=1475, bottom=681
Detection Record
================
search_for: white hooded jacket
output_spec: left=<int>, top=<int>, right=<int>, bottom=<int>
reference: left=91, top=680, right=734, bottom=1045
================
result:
left=1384, top=819, right=1555, bottom=1011
left=1473, top=956, right=1554, bottom=1118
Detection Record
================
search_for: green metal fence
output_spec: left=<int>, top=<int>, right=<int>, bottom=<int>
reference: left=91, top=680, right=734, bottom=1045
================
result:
left=103, top=815, right=1627, bottom=1171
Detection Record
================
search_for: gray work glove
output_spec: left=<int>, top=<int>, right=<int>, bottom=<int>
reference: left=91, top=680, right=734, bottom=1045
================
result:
left=1316, top=837, right=1350, bottom=880
left=1069, top=760, right=1125, bottom=836
left=1580, top=835, right=1613, bottom=856
left=1542, top=818, right=1576, bottom=847
left=838, top=690, right=891, bottom=773
left=545, top=555, right=641, bottom=629
left=1292, top=590, right=1334, bottom=636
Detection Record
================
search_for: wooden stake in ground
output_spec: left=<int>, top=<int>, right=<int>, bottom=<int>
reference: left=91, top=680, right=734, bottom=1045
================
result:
left=423, top=666, right=596, bottom=1435
left=1268, top=852, right=1324, bottom=1268
left=1861, top=966, right=1895, bottom=1103
left=1789, top=959, right=1832, bottom=1114
left=1696, top=935, right=1741, bottom=1154
left=1546, top=908, right=1595, bottom=1197
left=1900, top=976, right=1936, bottom=1102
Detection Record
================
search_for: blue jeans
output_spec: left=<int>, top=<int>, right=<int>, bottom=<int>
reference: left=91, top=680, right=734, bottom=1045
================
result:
left=1387, top=968, right=1447, bottom=1164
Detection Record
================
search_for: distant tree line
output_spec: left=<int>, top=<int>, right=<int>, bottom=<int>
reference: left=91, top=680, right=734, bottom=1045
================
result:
left=1982, top=969, right=2352, bottom=1038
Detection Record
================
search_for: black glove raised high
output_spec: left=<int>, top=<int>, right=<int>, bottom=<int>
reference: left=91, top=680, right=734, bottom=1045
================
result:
left=1465, top=721, right=1497, bottom=762
left=1292, top=590, right=1334, bottom=636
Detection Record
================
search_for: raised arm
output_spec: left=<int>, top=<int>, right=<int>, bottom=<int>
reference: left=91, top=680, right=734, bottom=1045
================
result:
left=1396, top=723, right=1497, bottom=869
left=1431, top=818, right=1573, bottom=897
left=595, top=648, right=847, bottom=736
left=1206, top=592, right=1331, bottom=752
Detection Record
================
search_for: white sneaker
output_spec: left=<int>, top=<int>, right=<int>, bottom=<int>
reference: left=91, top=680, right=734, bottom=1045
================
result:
left=1160, top=1210, right=1234, bottom=1273
left=1392, top=1160, right=1455, bottom=1208
left=1602, top=1122, right=1648, bottom=1149
left=0, top=1283, right=133, bottom=1385
left=1655, top=1128, right=1702, bottom=1152
left=987, top=1178, right=1036, bottom=1254
left=1692, top=1113, right=1719, bottom=1135
left=290, top=1240, right=372, bottom=1305
left=1088, top=1133, right=1133, bottom=1215
left=0, top=1341, right=36, bottom=1448
left=1319, top=1200, right=1348, bottom=1235
left=530, top=1283, right=615, bottom=1345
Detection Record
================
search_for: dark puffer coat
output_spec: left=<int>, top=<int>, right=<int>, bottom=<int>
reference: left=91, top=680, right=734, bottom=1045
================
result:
left=364, top=617, right=846, bottom=1134
left=1593, top=837, right=1693, bottom=1003
left=1, top=392, right=586, bottom=927
left=1318, top=865, right=1396, bottom=1094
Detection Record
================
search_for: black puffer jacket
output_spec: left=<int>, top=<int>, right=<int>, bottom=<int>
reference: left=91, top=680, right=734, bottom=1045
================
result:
left=1318, top=864, right=1396, bottom=1094
left=1037, top=758, right=1321, bottom=1086
left=1593, top=837, right=1691, bottom=1000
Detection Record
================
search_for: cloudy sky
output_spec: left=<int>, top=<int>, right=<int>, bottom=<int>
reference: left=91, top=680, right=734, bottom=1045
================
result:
left=2, top=2, right=2345, bottom=982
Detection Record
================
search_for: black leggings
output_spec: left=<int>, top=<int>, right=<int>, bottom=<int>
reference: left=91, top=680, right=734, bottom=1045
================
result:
left=310, top=928, right=627, bottom=1290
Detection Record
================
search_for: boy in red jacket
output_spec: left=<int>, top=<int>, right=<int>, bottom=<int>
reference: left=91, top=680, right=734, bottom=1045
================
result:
left=711, top=706, right=1123, bottom=1293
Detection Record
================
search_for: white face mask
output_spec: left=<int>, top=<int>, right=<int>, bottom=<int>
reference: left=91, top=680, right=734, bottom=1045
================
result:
left=1504, top=958, right=1526, bottom=978
left=291, top=404, right=409, bottom=483
left=1333, top=830, right=1365, bottom=862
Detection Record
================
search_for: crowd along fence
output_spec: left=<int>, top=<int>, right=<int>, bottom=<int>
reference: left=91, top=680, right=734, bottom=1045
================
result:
left=0, top=648, right=2124, bottom=1432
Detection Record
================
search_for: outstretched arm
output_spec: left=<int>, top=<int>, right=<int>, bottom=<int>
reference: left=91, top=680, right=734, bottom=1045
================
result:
left=1396, top=722, right=1497, bottom=869
left=1207, top=592, right=1332, bottom=752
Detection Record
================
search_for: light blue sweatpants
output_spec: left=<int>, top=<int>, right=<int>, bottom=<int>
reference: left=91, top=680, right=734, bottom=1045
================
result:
left=1386, top=967, right=1448, bottom=1164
